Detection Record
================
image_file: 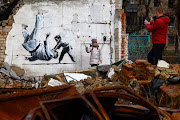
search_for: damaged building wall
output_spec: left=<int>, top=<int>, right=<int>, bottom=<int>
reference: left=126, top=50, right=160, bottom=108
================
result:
left=0, top=0, right=126, bottom=76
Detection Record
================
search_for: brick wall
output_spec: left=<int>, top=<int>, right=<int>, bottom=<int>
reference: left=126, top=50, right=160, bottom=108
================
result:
left=115, top=9, right=127, bottom=62
left=0, top=2, right=24, bottom=64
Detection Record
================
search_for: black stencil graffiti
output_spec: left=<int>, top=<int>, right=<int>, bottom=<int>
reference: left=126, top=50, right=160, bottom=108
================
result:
left=53, top=35, right=76, bottom=63
left=21, top=10, right=75, bottom=63
left=22, top=11, right=58, bottom=61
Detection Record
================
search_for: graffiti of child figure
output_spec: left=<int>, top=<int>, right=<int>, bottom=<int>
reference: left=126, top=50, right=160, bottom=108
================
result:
left=22, top=10, right=58, bottom=61
left=53, top=35, right=76, bottom=63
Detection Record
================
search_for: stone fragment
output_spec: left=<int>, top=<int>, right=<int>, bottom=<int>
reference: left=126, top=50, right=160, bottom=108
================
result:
left=11, top=65, right=25, bottom=76
left=97, top=65, right=111, bottom=73
left=128, top=79, right=140, bottom=94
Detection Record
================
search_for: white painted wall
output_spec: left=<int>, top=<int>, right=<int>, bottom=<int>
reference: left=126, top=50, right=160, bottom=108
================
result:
left=5, top=0, right=122, bottom=76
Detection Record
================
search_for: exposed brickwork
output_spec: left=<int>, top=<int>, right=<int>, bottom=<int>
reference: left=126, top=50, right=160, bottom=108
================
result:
left=115, top=9, right=127, bottom=62
left=119, top=59, right=155, bottom=85
left=114, top=28, right=119, bottom=62
left=0, top=2, right=24, bottom=63
left=119, top=9, right=126, bottom=59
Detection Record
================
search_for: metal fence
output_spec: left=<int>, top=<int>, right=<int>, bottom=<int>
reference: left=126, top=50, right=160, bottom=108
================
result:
left=128, top=30, right=150, bottom=62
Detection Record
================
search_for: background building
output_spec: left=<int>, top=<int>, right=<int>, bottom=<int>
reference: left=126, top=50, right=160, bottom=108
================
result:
left=123, top=0, right=180, bottom=63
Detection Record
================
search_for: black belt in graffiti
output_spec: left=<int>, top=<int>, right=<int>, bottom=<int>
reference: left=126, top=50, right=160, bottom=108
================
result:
left=29, top=44, right=40, bottom=53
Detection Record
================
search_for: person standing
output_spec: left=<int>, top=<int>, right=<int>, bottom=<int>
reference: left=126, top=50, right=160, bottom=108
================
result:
left=144, top=6, right=170, bottom=65
left=85, top=39, right=102, bottom=67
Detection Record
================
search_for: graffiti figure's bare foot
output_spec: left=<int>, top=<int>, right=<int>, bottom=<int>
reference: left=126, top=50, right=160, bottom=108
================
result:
left=22, top=24, right=28, bottom=29
left=46, top=32, right=51, bottom=39
left=38, top=9, right=48, bottom=14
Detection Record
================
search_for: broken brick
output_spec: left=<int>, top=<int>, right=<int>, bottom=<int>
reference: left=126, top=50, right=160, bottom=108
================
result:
left=159, top=84, right=180, bottom=109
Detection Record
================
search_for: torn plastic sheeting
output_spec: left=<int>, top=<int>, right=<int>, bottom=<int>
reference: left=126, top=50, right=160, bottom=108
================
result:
left=64, top=73, right=91, bottom=82
left=48, top=78, right=66, bottom=87
left=157, top=60, right=170, bottom=68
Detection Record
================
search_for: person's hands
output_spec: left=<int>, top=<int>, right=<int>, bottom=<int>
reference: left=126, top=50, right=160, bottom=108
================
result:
left=85, top=45, right=87, bottom=48
left=144, top=19, right=150, bottom=25
left=150, top=17, right=153, bottom=23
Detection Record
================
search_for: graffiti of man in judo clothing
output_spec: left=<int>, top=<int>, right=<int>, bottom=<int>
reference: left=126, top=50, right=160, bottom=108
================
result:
left=22, top=10, right=58, bottom=61
left=53, top=35, right=76, bottom=63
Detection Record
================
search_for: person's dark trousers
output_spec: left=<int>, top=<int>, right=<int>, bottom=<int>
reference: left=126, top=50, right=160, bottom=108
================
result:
left=59, top=47, right=75, bottom=63
left=91, top=64, right=98, bottom=67
left=59, top=47, right=69, bottom=63
left=147, top=44, right=165, bottom=65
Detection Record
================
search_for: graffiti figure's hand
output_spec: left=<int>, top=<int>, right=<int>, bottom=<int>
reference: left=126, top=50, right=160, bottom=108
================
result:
left=46, top=33, right=51, bottom=39
left=25, top=57, right=29, bottom=61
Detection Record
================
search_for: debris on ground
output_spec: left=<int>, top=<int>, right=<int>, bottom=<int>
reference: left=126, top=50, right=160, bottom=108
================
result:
left=0, top=60, right=179, bottom=119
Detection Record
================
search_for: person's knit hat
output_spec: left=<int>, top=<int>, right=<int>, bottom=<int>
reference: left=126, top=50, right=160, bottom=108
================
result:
left=92, top=39, right=98, bottom=47
left=92, top=39, right=97, bottom=44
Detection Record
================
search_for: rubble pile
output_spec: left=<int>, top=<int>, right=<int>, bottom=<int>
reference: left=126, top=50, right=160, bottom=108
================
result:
left=117, top=59, right=156, bottom=90
left=69, top=76, right=124, bottom=94
left=0, top=60, right=179, bottom=119
left=0, top=60, right=179, bottom=109
left=0, top=62, right=44, bottom=89
left=154, top=67, right=179, bottom=80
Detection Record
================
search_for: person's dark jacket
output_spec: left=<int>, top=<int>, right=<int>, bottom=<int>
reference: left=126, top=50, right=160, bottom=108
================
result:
left=146, top=15, right=170, bottom=44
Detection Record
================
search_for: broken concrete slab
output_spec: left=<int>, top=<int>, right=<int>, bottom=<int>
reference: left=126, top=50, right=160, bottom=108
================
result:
left=64, top=73, right=91, bottom=82
left=2, top=62, right=11, bottom=72
left=0, top=62, right=21, bottom=80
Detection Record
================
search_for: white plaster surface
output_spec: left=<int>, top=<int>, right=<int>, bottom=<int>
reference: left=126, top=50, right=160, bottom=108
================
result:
left=5, top=0, right=122, bottom=76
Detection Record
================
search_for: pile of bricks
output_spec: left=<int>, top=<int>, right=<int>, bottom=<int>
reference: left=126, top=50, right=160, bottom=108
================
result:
left=118, top=59, right=155, bottom=86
